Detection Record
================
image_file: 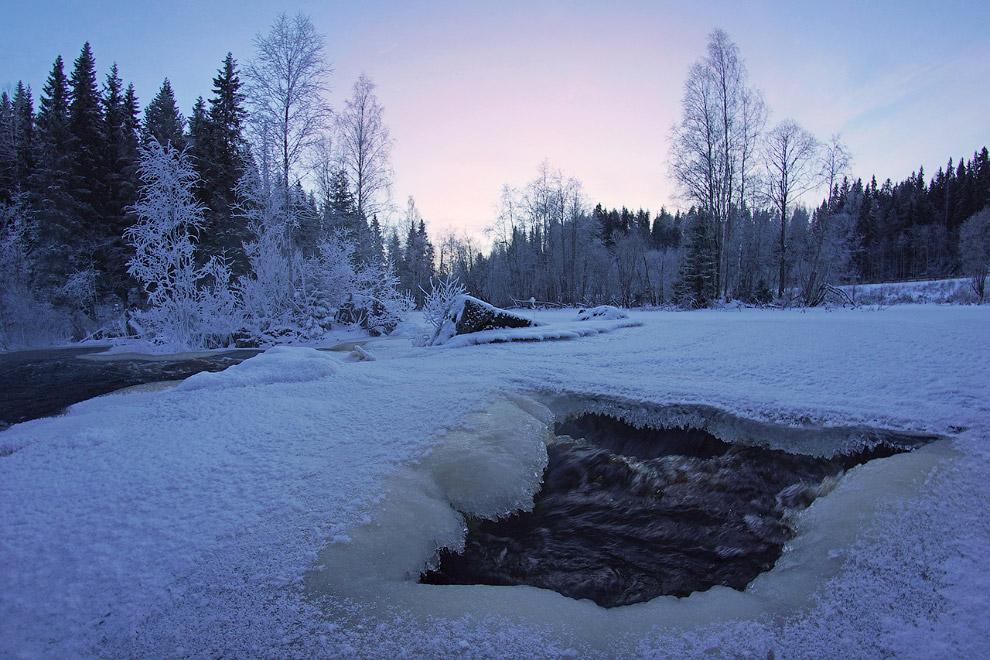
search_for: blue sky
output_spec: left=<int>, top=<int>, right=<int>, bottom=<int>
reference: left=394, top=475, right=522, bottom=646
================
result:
left=2, top=0, right=988, bottom=237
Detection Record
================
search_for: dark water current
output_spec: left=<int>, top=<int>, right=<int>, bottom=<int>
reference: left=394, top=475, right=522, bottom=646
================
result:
left=422, top=413, right=929, bottom=607
left=0, top=346, right=261, bottom=429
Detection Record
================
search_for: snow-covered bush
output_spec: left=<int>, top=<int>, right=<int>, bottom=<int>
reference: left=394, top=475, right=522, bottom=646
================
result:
left=422, top=274, right=467, bottom=332
left=0, top=198, right=70, bottom=349
left=361, top=264, right=414, bottom=336
left=573, top=305, right=628, bottom=321
left=235, top=172, right=411, bottom=343
left=235, top=171, right=300, bottom=340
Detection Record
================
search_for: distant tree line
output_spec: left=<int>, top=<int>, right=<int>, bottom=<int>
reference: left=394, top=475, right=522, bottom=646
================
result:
left=422, top=146, right=989, bottom=311
left=431, top=30, right=989, bottom=309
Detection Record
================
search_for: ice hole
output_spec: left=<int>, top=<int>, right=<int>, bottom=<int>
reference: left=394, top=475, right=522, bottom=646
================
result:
left=420, top=404, right=940, bottom=608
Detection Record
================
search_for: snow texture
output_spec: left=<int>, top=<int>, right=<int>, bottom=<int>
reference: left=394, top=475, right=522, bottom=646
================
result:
left=1, top=305, right=989, bottom=659
left=573, top=305, right=629, bottom=321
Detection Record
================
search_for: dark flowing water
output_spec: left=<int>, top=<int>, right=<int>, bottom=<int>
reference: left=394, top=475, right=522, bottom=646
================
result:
left=0, top=346, right=260, bottom=429
left=422, top=413, right=927, bottom=608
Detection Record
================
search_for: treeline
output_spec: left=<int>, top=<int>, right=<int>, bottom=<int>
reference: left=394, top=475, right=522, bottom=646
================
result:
left=426, top=150, right=990, bottom=310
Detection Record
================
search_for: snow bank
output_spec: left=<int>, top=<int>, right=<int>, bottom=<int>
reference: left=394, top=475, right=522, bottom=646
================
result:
left=439, top=317, right=642, bottom=348
left=177, top=345, right=338, bottom=390
left=1, top=305, right=988, bottom=659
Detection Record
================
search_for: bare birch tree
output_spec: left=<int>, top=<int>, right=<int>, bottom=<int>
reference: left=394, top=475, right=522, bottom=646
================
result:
left=669, top=28, right=766, bottom=302
left=763, top=119, right=820, bottom=297
left=336, top=73, right=393, bottom=219
left=245, top=12, right=332, bottom=189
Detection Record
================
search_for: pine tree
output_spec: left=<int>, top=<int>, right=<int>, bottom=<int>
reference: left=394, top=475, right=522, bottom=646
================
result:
left=0, top=92, right=14, bottom=202
left=100, top=62, right=140, bottom=299
left=194, top=54, right=250, bottom=272
left=68, top=42, right=105, bottom=221
left=675, top=211, right=717, bottom=308
left=143, top=79, right=186, bottom=149
left=33, top=55, right=81, bottom=286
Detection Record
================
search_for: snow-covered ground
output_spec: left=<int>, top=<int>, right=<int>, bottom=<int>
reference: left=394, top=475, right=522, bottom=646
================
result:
left=1, top=305, right=988, bottom=659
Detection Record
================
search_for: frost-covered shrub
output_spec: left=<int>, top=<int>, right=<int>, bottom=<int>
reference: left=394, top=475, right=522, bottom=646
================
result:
left=236, top=174, right=299, bottom=339
left=335, top=264, right=413, bottom=336
left=235, top=171, right=411, bottom=343
left=422, top=274, right=467, bottom=332
left=126, top=139, right=242, bottom=350
left=362, top=266, right=414, bottom=336
left=0, top=199, right=71, bottom=349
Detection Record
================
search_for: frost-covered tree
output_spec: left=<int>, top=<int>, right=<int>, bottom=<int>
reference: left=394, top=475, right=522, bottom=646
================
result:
left=422, top=273, right=466, bottom=333
left=0, top=197, right=69, bottom=348
left=235, top=168, right=408, bottom=342
left=669, top=28, right=766, bottom=301
left=126, top=139, right=237, bottom=349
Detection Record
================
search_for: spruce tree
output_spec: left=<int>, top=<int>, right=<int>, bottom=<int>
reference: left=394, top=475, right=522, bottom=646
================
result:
left=13, top=83, right=36, bottom=186
left=33, top=55, right=80, bottom=286
left=194, top=54, right=250, bottom=273
left=122, top=84, right=141, bottom=140
left=187, top=96, right=208, bottom=160
left=368, top=214, right=385, bottom=267
left=68, top=42, right=105, bottom=220
left=0, top=83, right=37, bottom=201
left=143, top=79, right=186, bottom=149
left=0, top=93, right=14, bottom=202
left=100, top=63, right=140, bottom=299
left=675, top=212, right=717, bottom=308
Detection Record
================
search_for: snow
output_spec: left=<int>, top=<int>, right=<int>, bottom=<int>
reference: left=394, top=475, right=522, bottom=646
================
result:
left=177, top=346, right=338, bottom=390
left=437, top=316, right=642, bottom=348
left=573, top=305, right=629, bottom=321
left=2, top=305, right=989, bottom=659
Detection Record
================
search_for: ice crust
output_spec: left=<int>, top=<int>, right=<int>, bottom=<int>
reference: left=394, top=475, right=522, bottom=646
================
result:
left=306, top=393, right=552, bottom=593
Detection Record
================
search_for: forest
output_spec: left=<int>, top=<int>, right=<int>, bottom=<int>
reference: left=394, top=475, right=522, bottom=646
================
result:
left=1, top=18, right=988, bottom=350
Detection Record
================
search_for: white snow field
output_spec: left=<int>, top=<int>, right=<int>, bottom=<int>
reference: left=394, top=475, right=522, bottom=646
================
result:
left=1, top=305, right=989, bottom=659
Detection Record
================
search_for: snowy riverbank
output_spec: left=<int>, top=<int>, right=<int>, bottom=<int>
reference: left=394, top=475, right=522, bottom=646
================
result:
left=1, top=305, right=988, bottom=659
